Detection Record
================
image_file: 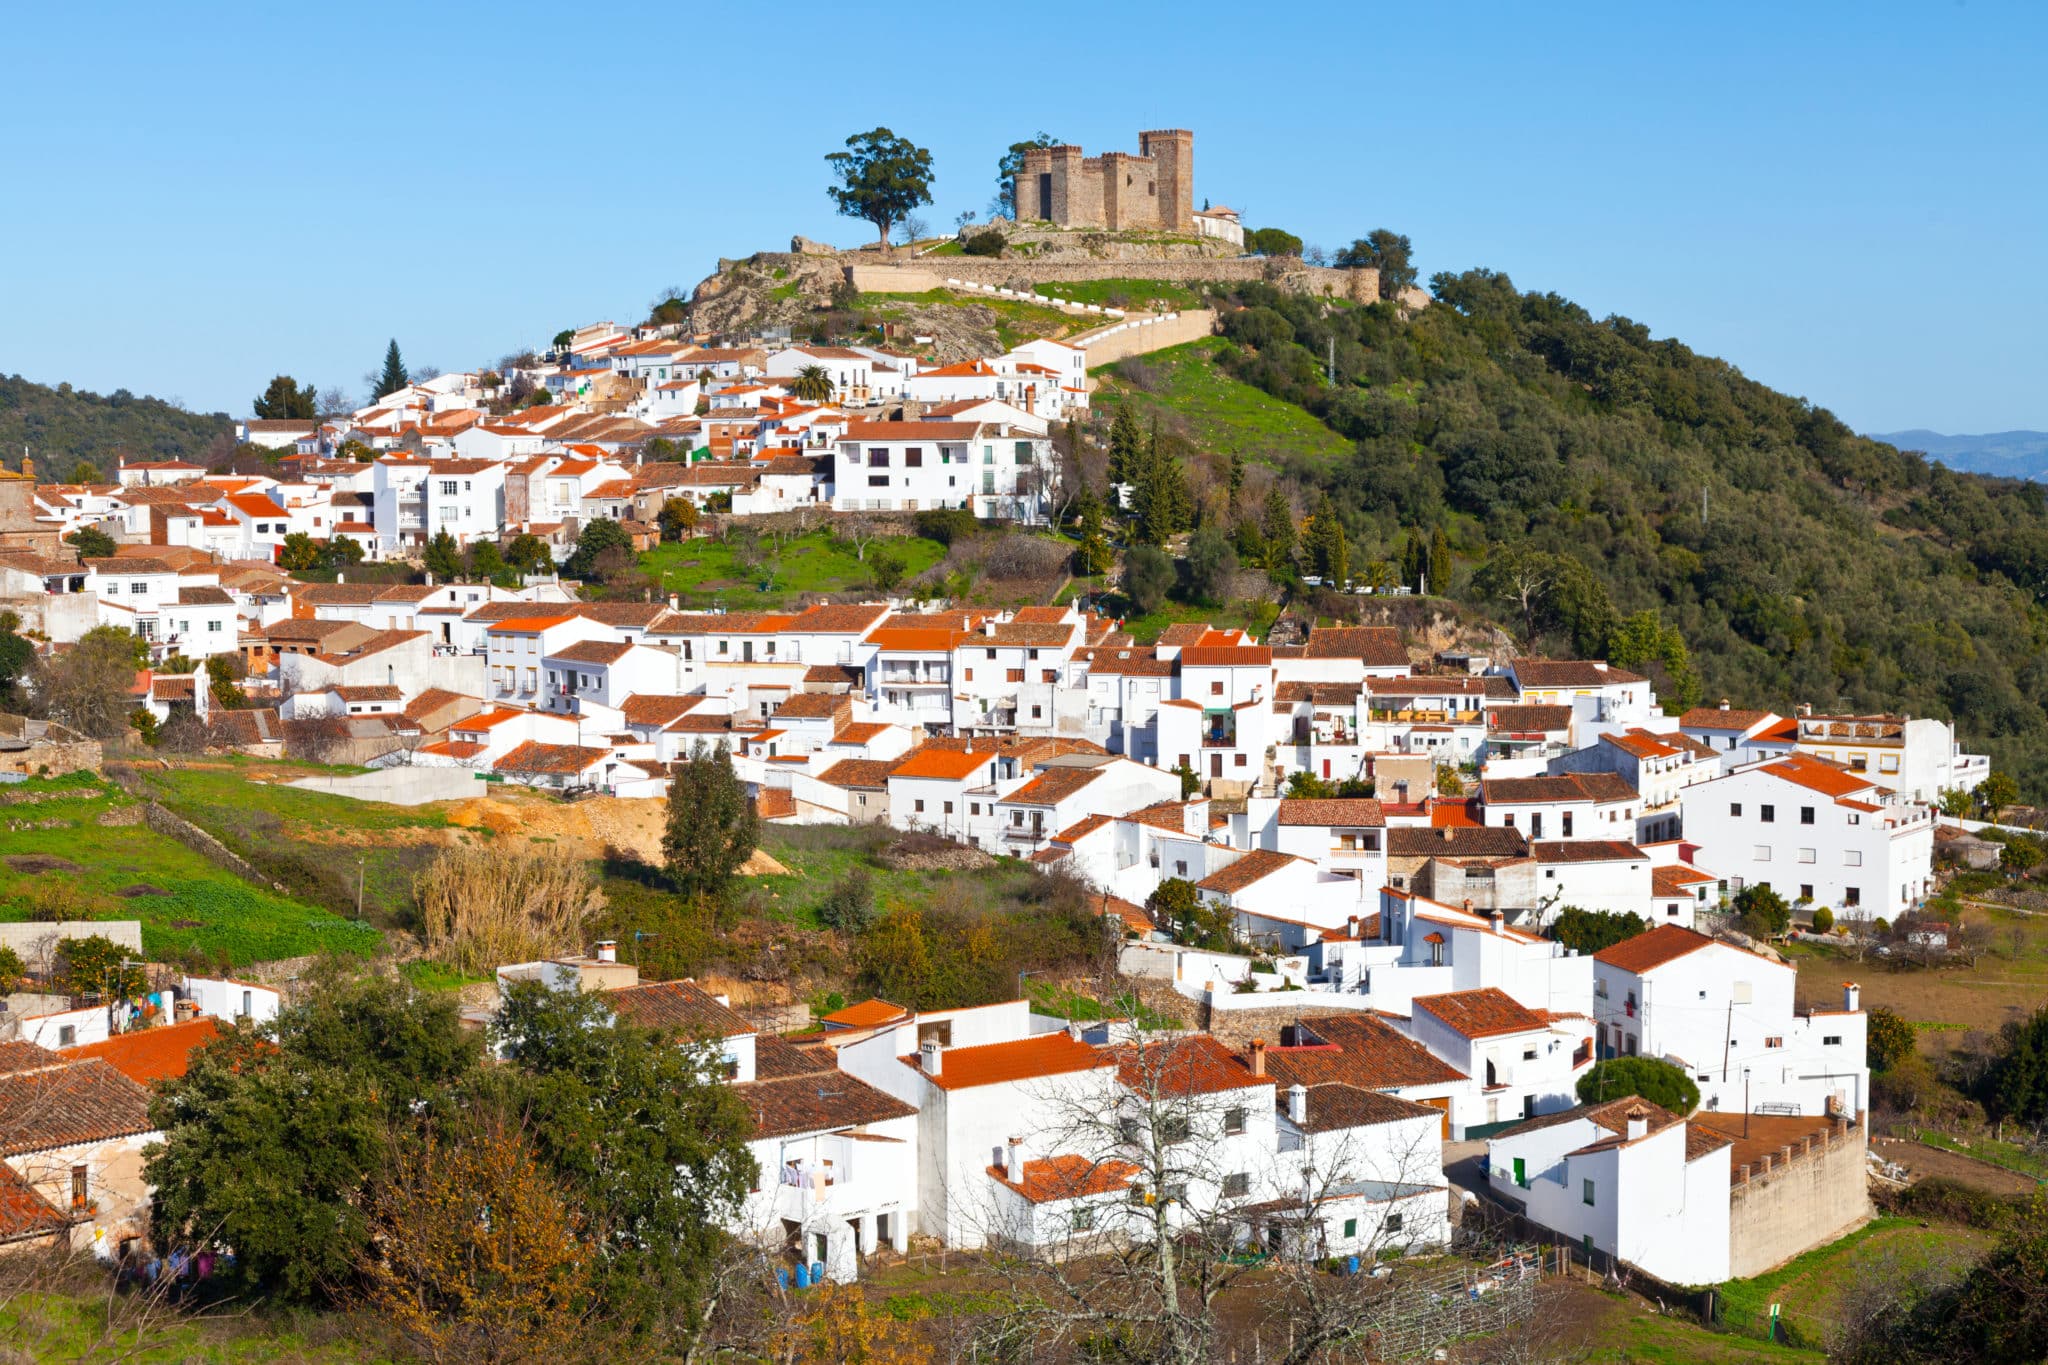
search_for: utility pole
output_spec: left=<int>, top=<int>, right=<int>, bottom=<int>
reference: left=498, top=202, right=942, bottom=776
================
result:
left=1326, top=336, right=1336, bottom=387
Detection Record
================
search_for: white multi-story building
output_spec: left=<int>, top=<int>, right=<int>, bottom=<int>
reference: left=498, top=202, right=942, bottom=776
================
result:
left=1677, top=754, right=1934, bottom=917
left=834, top=421, right=1054, bottom=522
left=1592, top=924, right=1869, bottom=1118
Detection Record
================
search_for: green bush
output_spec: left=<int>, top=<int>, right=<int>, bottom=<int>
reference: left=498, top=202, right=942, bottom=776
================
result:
left=912, top=508, right=981, bottom=545
left=962, top=230, right=1005, bottom=257
left=1810, top=906, right=1835, bottom=935
left=1575, top=1056, right=1700, bottom=1114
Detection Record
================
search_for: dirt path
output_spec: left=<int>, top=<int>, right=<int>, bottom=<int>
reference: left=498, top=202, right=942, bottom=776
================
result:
left=1870, top=1133, right=2042, bottom=1197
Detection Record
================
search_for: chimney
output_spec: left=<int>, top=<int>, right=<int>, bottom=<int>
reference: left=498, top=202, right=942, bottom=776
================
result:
left=920, top=1037, right=942, bottom=1076
left=1489, top=909, right=1505, bottom=936
left=1718, top=698, right=1730, bottom=711
left=1843, top=981, right=1860, bottom=1012
left=1005, top=1135, right=1025, bottom=1182
left=1248, top=1039, right=1267, bottom=1078
left=425, top=571, right=435, bottom=587
left=20, top=457, right=32, bottom=480
left=669, top=594, right=679, bottom=611
left=1463, top=898, right=1473, bottom=914
left=336, top=572, right=345, bottom=583
left=1443, top=826, right=1454, bottom=844
left=1287, top=1083, right=1308, bottom=1125
left=1798, top=702, right=1813, bottom=717
left=595, top=939, right=618, bottom=963
left=1625, top=1105, right=1648, bottom=1141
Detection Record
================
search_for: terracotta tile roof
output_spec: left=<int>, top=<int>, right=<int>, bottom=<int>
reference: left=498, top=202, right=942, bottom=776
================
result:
left=1101, top=896, right=1155, bottom=933
left=487, top=614, right=579, bottom=634
left=905, top=1032, right=1112, bottom=1091
left=1413, top=988, right=1548, bottom=1039
left=1531, top=840, right=1647, bottom=864
left=330, top=685, right=402, bottom=702
left=980, top=622, right=1077, bottom=647
left=1051, top=813, right=1115, bottom=843
left=1510, top=659, right=1645, bottom=688
left=1303, top=626, right=1408, bottom=666
left=786, top=603, right=890, bottom=633
left=0, top=1058, right=155, bottom=1155
left=1679, top=712, right=1777, bottom=732
left=774, top=692, right=851, bottom=720
left=818, top=758, right=897, bottom=790
left=868, top=627, right=963, bottom=652
left=1493, top=1094, right=1682, bottom=1143
left=843, top=420, right=985, bottom=441
left=1196, top=849, right=1303, bottom=895
left=1652, top=865, right=1716, bottom=896
left=550, top=639, right=635, bottom=665
left=1273, top=681, right=1363, bottom=705
left=1250, top=1015, right=1468, bottom=1090
left=1011, top=606, right=1071, bottom=625
left=1487, top=704, right=1573, bottom=732
left=402, top=688, right=473, bottom=722
left=1592, top=924, right=1718, bottom=975
left=1076, top=646, right=1174, bottom=676
left=1124, top=801, right=1196, bottom=834
left=1112, top=1034, right=1272, bottom=1096
left=573, top=602, right=671, bottom=628
left=889, top=748, right=992, bottom=781
left=820, top=998, right=911, bottom=1030
left=833, top=722, right=891, bottom=745
left=1001, top=766, right=1103, bottom=806
left=1482, top=773, right=1637, bottom=806
left=741, top=1071, right=917, bottom=1140
left=66, top=1018, right=221, bottom=1085
left=607, top=980, right=754, bottom=1039
left=1286, top=1083, right=1443, bottom=1134
left=495, top=740, right=610, bottom=775
left=1605, top=729, right=1682, bottom=760
left=1387, top=826, right=1528, bottom=858
left=175, top=585, right=234, bottom=606
left=1276, top=798, right=1384, bottom=827
left=619, top=694, right=702, bottom=727
left=988, top=1154, right=1140, bottom=1204
left=1179, top=645, right=1272, bottom=667
left=804, top=664, right=865, bottom=686
left=0, top=1042, right=61, bottom=1076
left=1760, top=754, right=1873, bottom=799
left=0, top=1163, right=67, bottom=1242
left=751, top=1034, right=836, bottom=1080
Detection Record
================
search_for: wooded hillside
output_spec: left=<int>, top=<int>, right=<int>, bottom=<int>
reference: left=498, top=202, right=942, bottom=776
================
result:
left=0, top=374, right=232, bottom=475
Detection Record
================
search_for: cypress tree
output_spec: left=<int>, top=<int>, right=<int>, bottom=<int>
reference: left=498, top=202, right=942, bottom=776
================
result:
left=374, top=340, right=408, bottom=400
left=1429, top=526, right=1452, bottom=594
left=1261, top=488, right=1296, bottom=571
left=1107, top=404, right=1143, bottom=486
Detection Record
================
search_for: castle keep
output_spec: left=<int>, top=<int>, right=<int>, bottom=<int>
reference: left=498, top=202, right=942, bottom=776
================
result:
left=1016, top=130, right=1194, bottom=232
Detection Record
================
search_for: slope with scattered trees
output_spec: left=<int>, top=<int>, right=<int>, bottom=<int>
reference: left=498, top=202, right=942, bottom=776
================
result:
left=0, top=373, right=232, bottom=472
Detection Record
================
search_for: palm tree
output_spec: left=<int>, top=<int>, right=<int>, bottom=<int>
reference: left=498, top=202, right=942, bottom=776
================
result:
left=789, top=364, right=835, bottom=404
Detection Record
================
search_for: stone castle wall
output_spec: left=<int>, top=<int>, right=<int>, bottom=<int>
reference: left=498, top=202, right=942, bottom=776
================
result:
left=849, top=257, right=1380, bottom=303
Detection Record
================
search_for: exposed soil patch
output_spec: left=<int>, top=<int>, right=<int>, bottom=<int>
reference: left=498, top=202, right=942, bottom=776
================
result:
left=5, top=854, right=79, bottom=874
left=1870, top=1134, right=2042, bottom=1199
left=876, top=833, right=996, bottom=872
left=116, top=884, right=169, bottom=897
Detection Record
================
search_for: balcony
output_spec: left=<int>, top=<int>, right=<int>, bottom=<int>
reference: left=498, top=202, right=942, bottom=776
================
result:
left=881, top=669, right=948, bottom=687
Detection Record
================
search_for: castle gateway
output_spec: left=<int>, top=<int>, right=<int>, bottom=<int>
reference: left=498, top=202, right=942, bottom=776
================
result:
left=1016, top=130, right=1195, bottom=233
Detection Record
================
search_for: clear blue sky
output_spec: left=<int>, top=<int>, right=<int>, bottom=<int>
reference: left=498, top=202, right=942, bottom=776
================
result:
left=2, top=1, right=2041, bottom=434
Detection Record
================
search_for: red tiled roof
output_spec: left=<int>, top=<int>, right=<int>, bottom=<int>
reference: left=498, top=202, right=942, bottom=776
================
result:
left=1179, top=645, right=1272, bottom=667
left=1248, top=1014, right=1468, bottom=1090
left=889, top=748, right=991, bottom=781
left=1112, top=1035, right=1272, bottom=1096
left=607, top=980, right=754, bottom=1038
left=1413, top=988, right=1548, bottom=1039
left=1760, top=754, right=1873, bottom=799
left=1679, top=705, right=1777, bottom=731
left=67, top=1018, right=221, bottom=1085
left=1592, top=924, right=1719, bottom=975
left=988, top=1154, right=1141, bottom=1204
left=906, top=1032, right=1111, bottom=1091
left=820, top=998, right=910, bottom=1030
left=1276, top=798, right=1384, bottom=827
left=1531, top=840, right=1647, bottom=864
left=0, top=1059, right=155, bottom=1155
left=1196, top=849, right=1303, bottom=895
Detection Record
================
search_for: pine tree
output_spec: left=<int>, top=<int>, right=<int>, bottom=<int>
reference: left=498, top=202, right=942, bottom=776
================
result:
left=423, top=531, right=463, bottom=581
left=374, top=340, right=408, bottom=400
left=1429, top=526, right=1452, bottom=594
left=1260, top=488, right=1296, bottom=571
left=1307, top=493, right=1349, bottom=586
left=1227, top=451, right=1245, bottom=496
left=1076, top=495, right=1115, bottom=576
left=1131, top=446, right=1191, bottom=547
left=1107, top=405, right=1143, bottom=487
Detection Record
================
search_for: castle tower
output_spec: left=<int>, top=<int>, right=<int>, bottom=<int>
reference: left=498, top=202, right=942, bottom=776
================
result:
left=1138, top=129, right=1194, bottom=232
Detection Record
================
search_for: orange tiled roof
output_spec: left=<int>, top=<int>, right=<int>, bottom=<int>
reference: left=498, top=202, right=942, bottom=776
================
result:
left=1593, top=924, right=1719, bottom=975
left=906, top=1032, right=1111, bottom=1091
left=67, top=1017, right=220, bottom=1084
left=1412, top=988, right=1548, bottom=1039
left=889, top=748, right=992, bottom=781
left=820, top=998, right=911, bottom=1030
left=988, top=1154, right=1140, bottom=1204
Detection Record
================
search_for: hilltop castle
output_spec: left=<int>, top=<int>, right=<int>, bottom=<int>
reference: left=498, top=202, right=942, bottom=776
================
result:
left=1014, top=130, right=1198, bottom=234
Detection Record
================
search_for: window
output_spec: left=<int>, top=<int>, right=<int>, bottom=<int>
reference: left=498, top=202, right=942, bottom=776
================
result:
left=1223, top=1107, right=1246, bottom=1135
left=1210, top=681, right=1224, bottom=696
left=1072, top=1207, right=1095, bottom=1231
left=1042, top=669, right=1057, bottom=683
left=1503, top=814, right=1515, bottom=828
left=1583, top=1179, right=1596, bottom=1206
left=439, top=480, right=458, bottom=495
left=1119, top=1117, right=1141, bottom=1144
left=1761, top=804, right=1776, bottom=823
left=1342, top=1217, right=1358, bottom=1239
left=904, top=447, right=923, bottom=467
left=943, top=801, right=954, bottom=815
left=1844, top=850, right=1863, bottom=866
left=71, top=1166, right=88, bottom=1211
left=1800, top=806, right=1815, bottom=825
left=867, top=474, right=888, bottom=487
left=1157, top=1115, right=1192, bottom=1144
left=1730, top=803, right=1742, bottom=817
left=970, top=803, right=980, bottom=816
left=1801, top=884, right=1814, bottom=900
left=1007, top=669, right=1025, bottom=683
left=914, top=799, right=925, bottom=813
left=58, top=1025, right=76, bottom=1048
left=1765, top=1036, right=1783, bottom=1048
left=1522, top=1047, right=1537, bottom=1061
left=1014, top=441, right=1033, bottom=463
left=1754, top=845, right=1772, bottom=861
left=963, top=668, right=974, bottom=681
left=1385, top=1212, right=1404, bottom=1233
left=868, top=449, right=890, bottom=467
left=1798, top=848, right=1816, bottom=864
left=130, top=581, right=147, bottom=594
left=1222, top=1173, right=1250, bottom=1198
left=1823, top=1034, right=1842, bottom=1046
left=1844, top=887, right=1861, bottom=906
left=1879, top=755, right=1900, bottom=774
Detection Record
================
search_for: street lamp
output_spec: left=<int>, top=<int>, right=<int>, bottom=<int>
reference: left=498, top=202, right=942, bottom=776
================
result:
left=1743, top=1067, right=1751, bottom=1137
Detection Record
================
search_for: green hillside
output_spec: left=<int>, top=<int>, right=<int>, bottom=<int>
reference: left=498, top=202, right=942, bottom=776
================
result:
left=1185, top=273, right=2048, bottom=793
left=1096, top=337, right=1355, bottom=470
left=0, top=373, right=232, bottom=476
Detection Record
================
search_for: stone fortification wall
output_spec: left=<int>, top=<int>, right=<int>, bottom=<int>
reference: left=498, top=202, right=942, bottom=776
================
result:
left=1726, top=1120, right=1871, bottom=1278
left=853, top=256, right=1377, bottom=300
left=1072, top=310, right=1218, bottom=367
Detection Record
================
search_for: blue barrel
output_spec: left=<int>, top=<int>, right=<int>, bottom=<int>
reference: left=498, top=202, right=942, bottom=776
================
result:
left=793, top=1262, right=810, bottom=1289
left=775, top=1267, right=789, bottom=1291
left=1347, top=1255, right=1361, bottom=1275
left=811, top=1261, right=825, bottom=1286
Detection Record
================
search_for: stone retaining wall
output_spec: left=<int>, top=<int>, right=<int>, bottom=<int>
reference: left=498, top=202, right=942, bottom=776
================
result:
left=847, top=258, right=1380, bottom=304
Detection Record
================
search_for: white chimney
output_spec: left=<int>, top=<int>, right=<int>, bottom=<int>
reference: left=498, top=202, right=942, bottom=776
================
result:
left=920, top=1038, right=942, bottom=1076
left=1843, top=981, right=1861, bottom=1012
left=1489, top=909, right=1505, bottom=936
left=595, top=939, right=617, bottom=963
left=1287, top=1083, right=1308, bottom=1125
left=1004, top=1135, right=1025, bottom=1182
left=1625, top=1105, right=1648, bottom=1141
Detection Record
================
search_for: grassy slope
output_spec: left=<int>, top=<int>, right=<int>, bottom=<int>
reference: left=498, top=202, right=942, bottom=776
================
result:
left=640, top=530, right=946, bottom=608
left=1711, top=1216, right=1994, bottom=1345
left=1094, top=338, right=1353, bottom=469
left=0, top=1293, right=358, bottom=1363
left=0, top=773, right=378, bottom=965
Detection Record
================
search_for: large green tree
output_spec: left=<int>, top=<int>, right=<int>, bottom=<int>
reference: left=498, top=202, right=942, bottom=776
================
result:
left=424, top=529, right=463, bottom=581
left=1575, top=1057, right=1700, bottom=1114
left=563, top=517, right=631, bottom=578
left=662, top=743, right=758, bottom=901
left=65, top=525, right=115, bottom=560
left=1121, top=545, right=1175, bottom=615
left=1550, top=907, right=1650, bottom=955
left=825, top=127, right=935, bottom=251
left=1304, top=492, right=1349, bottom=586
left=1334, top=229, right=1418, bottom=299
left=37, top=625, right=148, bottom=738
left=252, top=375, right=318, bottom=420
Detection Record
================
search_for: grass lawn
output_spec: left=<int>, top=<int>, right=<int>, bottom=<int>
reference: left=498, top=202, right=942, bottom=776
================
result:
left=1031, top=278, right=1210, bottom=313
left=1, top=1291, right=360, bottom=1363
left=739, top=824, right=1041, bottom=931
left=1787, top=899, right=2048, bottom=1038
left=1711, top=1216, right=1993, bottom=1346
left=1906, top=1127, right=2048, bottom=1182
left=1106, top=594, right=1282, bottom=645
left=641, top=530, right=946, bottom=608
left=1095, top=338, right=1355, bottom=469
left=0, top=773, right=379, bottom=967
left=854, top=290, right=1096, bottom=346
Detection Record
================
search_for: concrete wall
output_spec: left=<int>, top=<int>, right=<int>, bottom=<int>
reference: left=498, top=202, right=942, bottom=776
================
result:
left=1726, top=1121, right=1870, bottom=1278
left=1076, top=310, right=1218, bottom=368
left=0, top=921, right=144, bottom=972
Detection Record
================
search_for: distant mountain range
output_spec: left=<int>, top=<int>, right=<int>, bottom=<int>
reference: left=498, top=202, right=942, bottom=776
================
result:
left=1871, top=429, right=2048, bottom=482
